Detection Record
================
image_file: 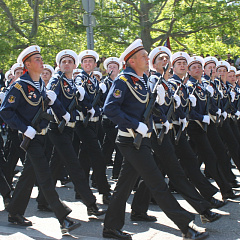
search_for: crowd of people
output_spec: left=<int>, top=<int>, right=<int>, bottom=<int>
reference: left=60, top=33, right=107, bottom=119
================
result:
left=0, top=40, right=239, bottom=240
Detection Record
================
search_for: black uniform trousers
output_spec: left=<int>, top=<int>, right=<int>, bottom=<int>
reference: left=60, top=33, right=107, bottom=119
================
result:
left=206, top=121, right=236, bottom=183
left=75, top=120, right=110, bottom=195
left=101, top=118, right=123, bottom=178
left=104, top=136, right=195, bottom=234
left=187, top=121, right=232, bottom=195
left=151, top=131, right=211, bottom=213
left=7, top=135, right=71, bottom=222
left=172, top=126, right=218, bottom=201
left=218, top=118, right=240, bottom=171
left=37, top=123, right=96, bottom=207
left=4, top=128, right=25, bottom=186
left=131, top=131, right=211, bottom=215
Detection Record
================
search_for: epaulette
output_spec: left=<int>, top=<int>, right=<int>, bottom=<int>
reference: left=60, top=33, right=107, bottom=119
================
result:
left=14, top=82, right=22, bottom=90
left=119, top=76, right=128, bottom=82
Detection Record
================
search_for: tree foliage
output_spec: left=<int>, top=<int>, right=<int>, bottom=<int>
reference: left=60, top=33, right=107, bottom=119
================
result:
left=0, top=0, right=240, bottom=70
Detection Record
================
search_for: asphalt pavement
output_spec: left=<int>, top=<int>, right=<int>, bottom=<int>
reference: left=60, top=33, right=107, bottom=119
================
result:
left=0, top=155, right=239, bottom=239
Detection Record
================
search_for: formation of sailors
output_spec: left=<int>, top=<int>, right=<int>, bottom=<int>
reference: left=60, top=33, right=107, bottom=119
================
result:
left=0, top=40, right=239, bottom=239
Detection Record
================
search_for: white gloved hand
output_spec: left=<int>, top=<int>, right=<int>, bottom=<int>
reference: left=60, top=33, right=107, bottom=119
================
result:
left=230, top=91, right=236, bottom=102
left=0, top=92, right=5, bottom=103
left=219, top=90, right=223, bottom=98
left=163, top=120, right=170, bottom=134
left=24, top=126, right=36, bottom=139
left=179, top=118, right=187, bottom=131
left=189, top=94, right=196, bottom=107
left=76, top=85, right=85, bottom=101
left=99, top=82, right=107, bottom=94
left=202, top=115, right=210, bottom=125
left=156, top=84, right=165, bottom=106
left=136, top=122, right=148, bottom=137
left=206, top=85, right=214, bottom=97
left=235, top=110, right=240, bottom=119
left=46, top=90, right=57, bottom=105
left=62, top=112, right=70, bottom=124
left=87, top=107, right=95, bottom=119
left=174, top=94, right=181, bottom=108
left=216, top=108, right=221, bottom=116
left=222, top=111, right=227, bottom=120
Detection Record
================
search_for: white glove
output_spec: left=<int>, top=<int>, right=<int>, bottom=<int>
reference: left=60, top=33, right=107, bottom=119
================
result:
left=219, top=90, right=223, bottom=98
left=156, top=84, right=165, bottom=106
left=202, top=115, right=210, bottom=125
left=230, top=91, right=236, bottom=102
left=174, top=94, right=181, bottom=108
left=62, top=112, right=70, bottom=124
left=46, top=90, right=57, bottom=105
left=99, top=82, right=107, bottom=94
left=235, top=110, right=240, bottom=119
left=222, top=111, right=227, bottom=120
left=163, top=120, right=170, bottom=134
left=136, top=122, right=148, bottom=137
left=189, top=94, right=196, bottom=107
left=0, top=92, right=5, bottom=103
left=76, top=85, right=85, bottom=101
left=87, top=107, right=95, bottom=119
left=206, top=85, right=214, bottom=97
left=216, top=108, right=221, bottom=116
left=24, top=126, right=36, bottom=139
left=179, top=118, right=187, bottom=131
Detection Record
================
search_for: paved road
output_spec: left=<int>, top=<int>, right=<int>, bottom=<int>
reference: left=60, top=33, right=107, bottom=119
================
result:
left=0, top=162, right=239, bottom=240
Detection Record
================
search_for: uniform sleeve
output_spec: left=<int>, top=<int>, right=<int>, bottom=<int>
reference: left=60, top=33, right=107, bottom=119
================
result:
left=0, top=84, right=28, bottom=133
left=47, top=77, right=67, bottom=118
left=103, top=79, right=139, bottom=130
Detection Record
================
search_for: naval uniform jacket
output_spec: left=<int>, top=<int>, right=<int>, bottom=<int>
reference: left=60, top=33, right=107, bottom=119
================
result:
left=103, top=67, right=152, bottom=135
left=202, top=75, right=220, bottom=122
left=0, top=72, right=52, bottom=133
left=148, top=73, right=184, bottom=128
left=168, top=74, right=190, bottom=122
left=46, top=71, right=91, bottom=123
left=75, top=70, right=102, bottom=118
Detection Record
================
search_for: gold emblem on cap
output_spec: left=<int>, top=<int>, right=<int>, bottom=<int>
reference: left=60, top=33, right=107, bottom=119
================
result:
left=194, top=57, right=196, bottom=60
left=180, top=53, right=182, bottom=55
left=159, top=47, right=162, bottom=51
left=86, top=51, right=88, bottom=54
left=64, top=51, right=67, bottom=53
left=35, top=47, right=38, bottom=50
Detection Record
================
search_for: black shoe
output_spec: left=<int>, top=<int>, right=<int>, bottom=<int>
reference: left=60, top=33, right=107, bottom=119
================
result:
left=222, top=191, right=240, bottom=200
left=87, top=203, right=106, bottom=216
left=130, top=211, right=157, bottom=222
left=75, top=192, right=82, bottom=200
left=37, top=204, right=52, bottom=212
left=230, top=180, right=240, bottom=188
left=200, top=209, right=221, bottom=224
left=60, top=217, right=81, bottom=234
left=8, top=213, right=32, bottom=226
left=103, top=228, right=132, bottom=239
left=209, top=197, right=227, bottom=209
left=103, top=193, right=112, bottom=205
left=182, top=227, right=209, bottom=240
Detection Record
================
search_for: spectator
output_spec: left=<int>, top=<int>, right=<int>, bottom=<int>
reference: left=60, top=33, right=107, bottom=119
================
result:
left=235, top=56, right=240, bottom=70
left=0, top=69, right=5, bottom=89
left=226, top=53, right=234, bottom=66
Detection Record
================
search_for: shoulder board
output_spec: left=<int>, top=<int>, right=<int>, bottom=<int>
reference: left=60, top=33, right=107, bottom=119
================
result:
left=119, top=76, right=128, bottom=82
left=14, top=83, right=22, bottom=90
